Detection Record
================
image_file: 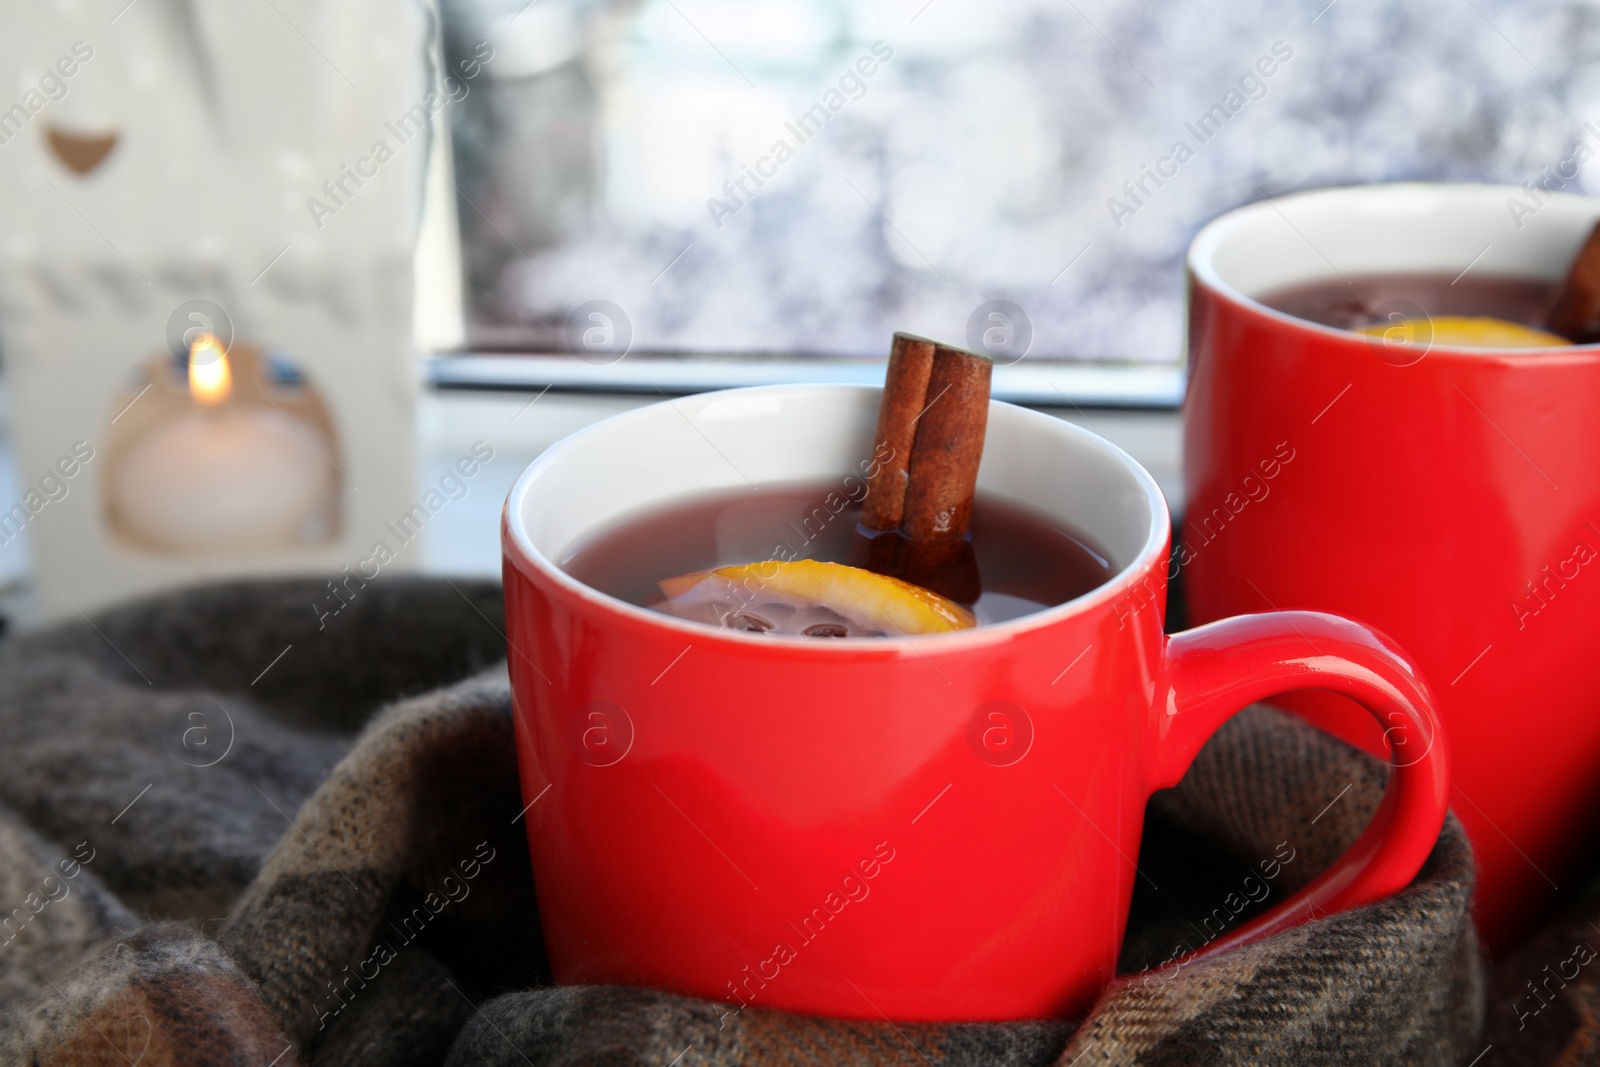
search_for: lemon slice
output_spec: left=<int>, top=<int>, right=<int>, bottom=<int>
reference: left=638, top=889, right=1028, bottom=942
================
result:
left=657, top=559, right=976, bottom=636
left=1357, top=315, right=1570, bottom=348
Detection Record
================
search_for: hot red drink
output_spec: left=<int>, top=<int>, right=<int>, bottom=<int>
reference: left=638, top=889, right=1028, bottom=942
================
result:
left=562, top=482, right=1112, bottom=630
left=1259, top=271, right=1558, bottom=334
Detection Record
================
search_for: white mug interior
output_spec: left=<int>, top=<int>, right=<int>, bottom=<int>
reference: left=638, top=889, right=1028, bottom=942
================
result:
left=504, top=383, right=1168, bottom=642
left=1189, top=182, right=1600, bottom=337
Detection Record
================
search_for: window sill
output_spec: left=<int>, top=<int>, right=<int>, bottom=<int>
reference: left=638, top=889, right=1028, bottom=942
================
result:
left=427, top=353, right=1184, bottom=409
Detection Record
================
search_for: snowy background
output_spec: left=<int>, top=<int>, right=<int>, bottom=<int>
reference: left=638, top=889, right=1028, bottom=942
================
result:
left=441, top=0, right=1600, bottom=365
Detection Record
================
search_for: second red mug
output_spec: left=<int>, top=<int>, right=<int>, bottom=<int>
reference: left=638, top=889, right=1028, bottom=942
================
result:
left=1184, top=182, right=1600, bottom=949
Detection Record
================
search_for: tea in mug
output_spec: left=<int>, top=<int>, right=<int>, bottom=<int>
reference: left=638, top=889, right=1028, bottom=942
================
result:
left=1259, top=272, right=1568, bottom=346
left=562, top=483, right=1113, bottom=636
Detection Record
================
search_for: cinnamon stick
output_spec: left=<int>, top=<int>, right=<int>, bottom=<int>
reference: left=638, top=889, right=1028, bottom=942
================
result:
left=853, top=333, right=992, bottom=602
left=901, top=347, right=992, bottom=544
left=861, top=333, right=937, bottom=532
left=1549, top=222, right=1600, bottom=343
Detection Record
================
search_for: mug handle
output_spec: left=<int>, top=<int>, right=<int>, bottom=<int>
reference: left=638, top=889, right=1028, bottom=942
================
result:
left=1147, top=610, right=1450, bottom=957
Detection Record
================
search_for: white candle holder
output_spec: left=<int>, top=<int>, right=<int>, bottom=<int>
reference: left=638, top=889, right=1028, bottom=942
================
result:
left=0, top=0, right=448, bottom=619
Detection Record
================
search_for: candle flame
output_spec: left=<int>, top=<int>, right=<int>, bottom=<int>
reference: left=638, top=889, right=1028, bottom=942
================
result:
left=188, top=334, right=232, bottom=405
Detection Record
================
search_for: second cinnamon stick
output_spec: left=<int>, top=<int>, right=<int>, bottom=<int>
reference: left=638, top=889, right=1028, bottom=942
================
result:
left=1549, top=221, right=1600, bottom=344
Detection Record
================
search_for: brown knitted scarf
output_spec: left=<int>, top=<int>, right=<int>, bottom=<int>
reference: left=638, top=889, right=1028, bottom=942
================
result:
left=0, top=578, right=1502, bottom=1064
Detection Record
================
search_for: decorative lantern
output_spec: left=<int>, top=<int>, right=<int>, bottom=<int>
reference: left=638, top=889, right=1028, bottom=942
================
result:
left=0, top=0, right=447, bottom=618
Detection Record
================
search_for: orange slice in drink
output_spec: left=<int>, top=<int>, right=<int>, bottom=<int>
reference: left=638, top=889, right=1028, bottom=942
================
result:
left=656, top=559, right=976, bottom=637
left=1358, top=315, right=1570, bottom=348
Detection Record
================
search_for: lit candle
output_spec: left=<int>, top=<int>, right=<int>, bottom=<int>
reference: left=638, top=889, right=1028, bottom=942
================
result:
left=111, top=335, right=336, bottom=551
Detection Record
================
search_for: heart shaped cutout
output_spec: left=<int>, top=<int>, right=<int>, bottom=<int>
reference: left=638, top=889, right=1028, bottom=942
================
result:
left=46, top=126, right=118, bottom=175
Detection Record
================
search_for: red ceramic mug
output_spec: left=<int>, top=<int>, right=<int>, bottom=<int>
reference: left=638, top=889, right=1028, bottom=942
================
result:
left=1184, top=182, right=1600, bottom=950
left=502, top=383, right=1449, bottom=1020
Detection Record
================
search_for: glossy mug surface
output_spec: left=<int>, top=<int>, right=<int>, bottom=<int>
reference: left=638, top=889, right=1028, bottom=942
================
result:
left=1184, top=183, right=1600, bottom=949
left=502, top=384, right=1449, bottom=1020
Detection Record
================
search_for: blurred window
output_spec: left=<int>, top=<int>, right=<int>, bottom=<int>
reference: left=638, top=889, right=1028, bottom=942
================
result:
left=438, top=0, right=1596, bottom=403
